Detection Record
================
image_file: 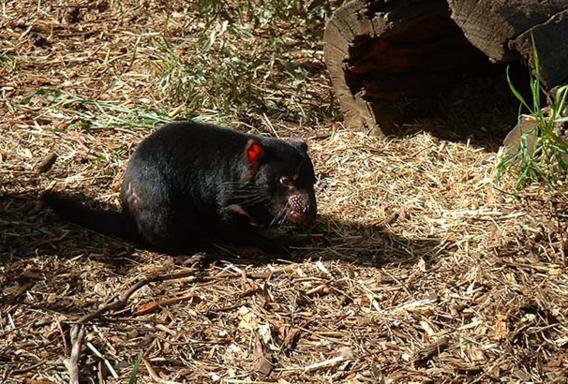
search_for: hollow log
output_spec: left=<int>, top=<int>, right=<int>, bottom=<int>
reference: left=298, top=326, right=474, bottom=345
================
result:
left=448, top=0, right=568, bottom=87
left=324, top=0, right=568, bottom=135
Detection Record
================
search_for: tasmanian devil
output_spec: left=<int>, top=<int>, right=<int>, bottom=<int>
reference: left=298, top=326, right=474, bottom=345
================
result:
left=42, top=120, right=317, bottom=253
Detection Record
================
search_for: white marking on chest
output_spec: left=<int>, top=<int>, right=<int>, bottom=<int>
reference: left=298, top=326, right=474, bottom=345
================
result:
left=125, top=182, right=141, bottom=206
left=226, top=204, right=250, bottom=218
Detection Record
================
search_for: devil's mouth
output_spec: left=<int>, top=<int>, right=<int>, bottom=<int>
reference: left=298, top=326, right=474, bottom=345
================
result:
left=286, top=208, right=315, bottom=227
left=290, top=211, right=303, bottom=220
left=289, top=210, right=305, bottom=223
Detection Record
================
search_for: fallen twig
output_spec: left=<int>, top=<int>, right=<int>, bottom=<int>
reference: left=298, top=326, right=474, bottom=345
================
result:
left=77, top=269, right=198, bottom=324
left=63, top=325, right=85, bottom=384
left=134, top=292, right=201, bottom=315
left=303, top=347, right=354, bottom=372
left=374, top=212, right=399, bottom=227
left=143, top=358, right=182, bottom=384
left=412, top=337, right=449, bottom=364
left=85, top=342, right=118, bottom=379
left=78, top=266, right=284, bottom=324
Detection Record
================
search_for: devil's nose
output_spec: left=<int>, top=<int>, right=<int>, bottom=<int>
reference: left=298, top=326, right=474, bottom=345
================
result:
left=290, top=194, right=309, bottom=210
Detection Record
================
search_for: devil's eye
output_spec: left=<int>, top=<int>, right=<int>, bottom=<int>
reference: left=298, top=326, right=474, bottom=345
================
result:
left=279, top=176, right=291, bottom=186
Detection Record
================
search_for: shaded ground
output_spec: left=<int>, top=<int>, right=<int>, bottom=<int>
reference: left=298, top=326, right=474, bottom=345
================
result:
left=1, top=1, right=567, bottom=383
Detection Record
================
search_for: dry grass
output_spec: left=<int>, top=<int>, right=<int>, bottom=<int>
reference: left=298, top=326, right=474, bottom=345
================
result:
left=1, top=1, right=567, bottom=383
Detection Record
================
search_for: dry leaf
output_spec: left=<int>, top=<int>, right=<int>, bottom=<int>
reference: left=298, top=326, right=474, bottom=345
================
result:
left=251, top=336, right=273, bottom=377
left=494, top=314, right=509, bottom=340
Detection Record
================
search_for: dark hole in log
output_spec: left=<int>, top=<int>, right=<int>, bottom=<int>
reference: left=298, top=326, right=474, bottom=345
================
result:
left=434, top=62, right=531, bottom=145
left=323, top=0, right=555, bottom=146
left=344, top=8, right=529, bottom=142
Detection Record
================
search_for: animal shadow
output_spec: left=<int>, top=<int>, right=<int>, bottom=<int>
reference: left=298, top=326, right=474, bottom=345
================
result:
left=1, top=191, right=138, bottom=267
left=1, top=191, right=445, bottom=269
left=216, top=213, right=447, bottom=269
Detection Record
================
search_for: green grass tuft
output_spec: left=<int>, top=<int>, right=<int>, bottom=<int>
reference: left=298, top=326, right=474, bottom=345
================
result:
left=20, top=88, right=171, bottom=131
left=496, top=37, right=568, bottom=190
left=20, top=1, right=338, bottom=132
left=151, top=26, right=264, bottom=122
left=128, top=351, right=144, bottom=384
left=149, top=0, right=336, bottom=127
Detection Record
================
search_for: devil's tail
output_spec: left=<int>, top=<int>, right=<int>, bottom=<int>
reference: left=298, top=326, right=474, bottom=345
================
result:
left=42, top=191, right=144, bottom=244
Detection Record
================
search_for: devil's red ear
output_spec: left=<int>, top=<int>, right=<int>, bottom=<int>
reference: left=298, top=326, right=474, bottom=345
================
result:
left=245, top=139, right=265, bottom=164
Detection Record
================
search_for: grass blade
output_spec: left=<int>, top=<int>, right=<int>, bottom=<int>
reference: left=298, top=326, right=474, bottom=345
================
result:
left=128, top=351, right=144, bottom=384
left=506, top=66, right=531, bottom=112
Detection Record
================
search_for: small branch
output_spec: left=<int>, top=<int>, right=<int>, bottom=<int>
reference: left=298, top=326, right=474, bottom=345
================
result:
left=85, top=342, right=118, bottom=378
left=60, top=258, right=284, bottom=383
left=303, top=347, right=354, bottom=372
left=63, top=267, right=201, bottom=382
left=374, top=212, right=399, bottom=228
left=77, top=265, right=283, bottom=324
left=11, top=361, right=45, bottom=375
left=63, top=324, right=85, bottom=384
left=134, top=292, right=200, bottom=315
left=412, top=337, right=449, bottom=364
left=143, top=358, right=182, bottom=384
left=77, top=270, right=198, bottom=324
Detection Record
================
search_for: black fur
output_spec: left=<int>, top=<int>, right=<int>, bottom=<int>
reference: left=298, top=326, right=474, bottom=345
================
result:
left=43, top=120, right=317, bottom=252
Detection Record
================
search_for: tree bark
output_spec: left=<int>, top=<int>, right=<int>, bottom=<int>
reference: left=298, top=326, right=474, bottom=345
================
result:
left=448, top=0, right=568, bottom=88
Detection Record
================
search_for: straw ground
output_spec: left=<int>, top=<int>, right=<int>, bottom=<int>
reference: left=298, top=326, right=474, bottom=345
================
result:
left=1, top=1, right=567, bottom=383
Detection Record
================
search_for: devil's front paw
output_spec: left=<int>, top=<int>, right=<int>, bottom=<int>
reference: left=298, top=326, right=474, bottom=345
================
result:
left=254, top=236, right=291, bottom=256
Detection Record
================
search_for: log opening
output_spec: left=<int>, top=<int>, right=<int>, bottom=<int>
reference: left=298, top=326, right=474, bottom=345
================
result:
left=324, top=0, right=568, bottom=137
